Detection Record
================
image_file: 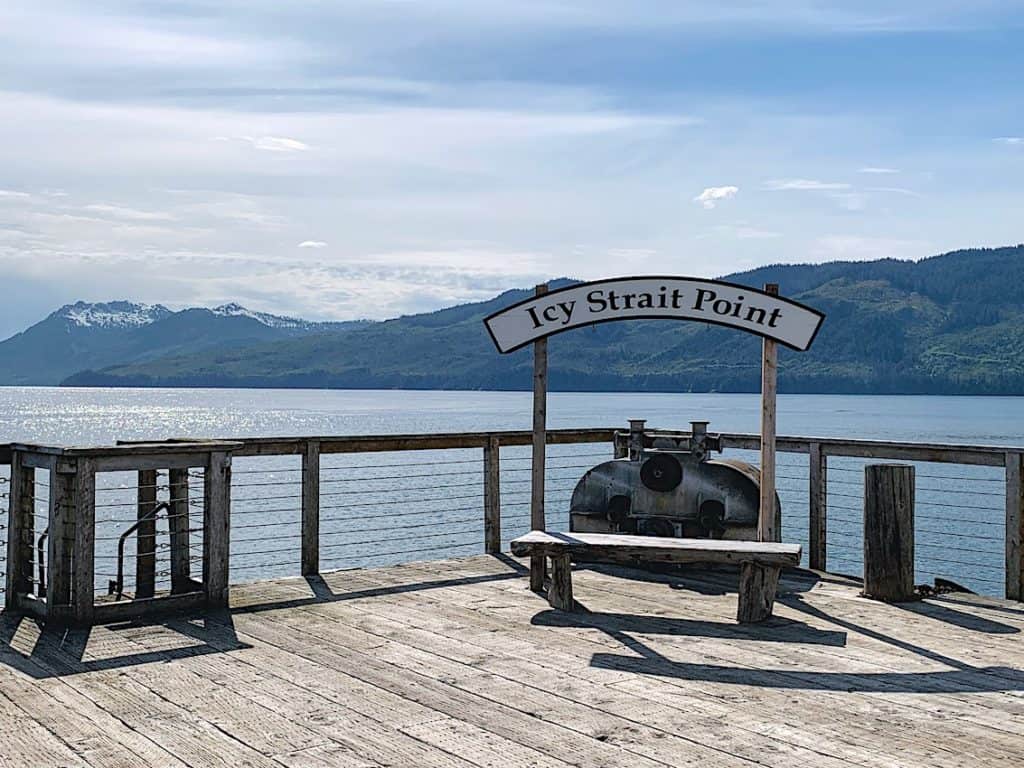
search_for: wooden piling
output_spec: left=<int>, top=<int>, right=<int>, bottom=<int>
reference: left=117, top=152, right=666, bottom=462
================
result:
left=72, top=460, right=96, bottom=625
left=204, top=452, right=231, bottom=608
left=759, top=283, right=779, bottom=543
left=1006, top=452, right=1023, bottom=601
left=863, top=463, right=915, bottom=602
left=5, top=454, right=34, bottom=609
left=808, top=442, right=827, bottom=571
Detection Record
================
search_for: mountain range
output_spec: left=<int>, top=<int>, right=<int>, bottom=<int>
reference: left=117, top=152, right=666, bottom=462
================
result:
left=3, top=244, right=1024, bottom=394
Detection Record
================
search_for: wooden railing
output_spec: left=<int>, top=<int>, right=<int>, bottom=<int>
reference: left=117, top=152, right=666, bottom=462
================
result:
left=3, top=426, right=1022, bottom=624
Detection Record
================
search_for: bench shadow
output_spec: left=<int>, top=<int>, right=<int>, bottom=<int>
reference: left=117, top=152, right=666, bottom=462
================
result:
left=532, top=609, right=847, bottom=646
left=0, top=610, right=249, bottom=680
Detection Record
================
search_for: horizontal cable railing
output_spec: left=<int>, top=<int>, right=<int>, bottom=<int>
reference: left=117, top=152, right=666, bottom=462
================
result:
left=2, top=427, right=1022, bottom=622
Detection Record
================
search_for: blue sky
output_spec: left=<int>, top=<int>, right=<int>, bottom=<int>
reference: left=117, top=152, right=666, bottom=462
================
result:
left=1, top=1, right=1022, bottom=338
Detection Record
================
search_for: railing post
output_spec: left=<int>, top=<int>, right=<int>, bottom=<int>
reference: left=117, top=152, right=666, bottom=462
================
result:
left=808, top=443, right=827, bottom=571
left=483, top=436, right=501, bottom=554
left=301, top=440, right=320, bottom=576
left=863, top=463, right=915, bottom=602
left=168, top=468, right=191, bottom=593
left=203, top=451, right=231, bottom=608
left=136, top=469, right=157, bottom=599
left=72, top=459, right=95, bottom=625
left=48, top=460, right=77, bottom=623
left=5, top=452, right=34, bottom=610
left=1006, top=452, right=1023, bottom=601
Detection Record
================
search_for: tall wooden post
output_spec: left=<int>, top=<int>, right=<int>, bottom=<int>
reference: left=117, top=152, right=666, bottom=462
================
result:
left=136, top=469, right=157, bottom=599
left=168, top=468, right=192, bottom=593
left=301, top=440, right=320, bottom=576
left=203, top=451, right=232, bottom=609
left=48, top=461, right=77, bottom=623
left=808, top=442, right=827, bottom=571
left=5, top=453, right=35, bottom=609
left=72, top=460, right=96, bottom=625
left=1006, top=452, right=1023, bottom=601
left=483, top=436, right=501, bottom=554
left=530, top=283, right=549, bottom=592
left=759, top=283, right=779, bottom=542
left=863, top=463, right=915, bottom=602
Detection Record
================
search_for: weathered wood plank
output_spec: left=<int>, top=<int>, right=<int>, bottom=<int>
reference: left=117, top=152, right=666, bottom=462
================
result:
left=512, top=531, right=802, bottom=567
left=72, top=459, right=96, bottom=624
left=736, top=562, right=780, bottom=623
left=5, top=453, right=34, bottom=609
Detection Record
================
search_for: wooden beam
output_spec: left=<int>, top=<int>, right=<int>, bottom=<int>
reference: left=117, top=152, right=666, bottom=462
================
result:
left=530, top=283, right=549, bottom=593
left=136, top=469, right=158, bottom=600
left=72, top=459, right=96, bottom=625
left=863, top=464, right=915, bottom=602
left=1006, top=452, right=1023, bottom=601
left=808, top=442, right=827, bottom=571
left=483, top=436, right=501, bottom=554
left=204, top=451, right=232, bottom=609
left=168, top=468, right=192, bottom=594
left=759, top=282, right=779, bottom=543
left=301, top=441, right=320, bottom=576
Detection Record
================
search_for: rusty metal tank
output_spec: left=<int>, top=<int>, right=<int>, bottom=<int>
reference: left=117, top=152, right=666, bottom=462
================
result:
left=569, top=420, right=780, bottom=541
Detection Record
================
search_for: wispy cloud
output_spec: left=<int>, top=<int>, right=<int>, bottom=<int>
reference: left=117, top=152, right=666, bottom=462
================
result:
left=693, top=185, right=738, bottom=209
left=298, top=240, right=327, bottom=248
left=993, top=137, right=1023, bottom=146
left=82, top=204, right=175, bottom=222
left=858, top=166, right=899, bottom=174
left=763, top=179, right=851, bottom=191
left=244, top=136, right=311, bottom=152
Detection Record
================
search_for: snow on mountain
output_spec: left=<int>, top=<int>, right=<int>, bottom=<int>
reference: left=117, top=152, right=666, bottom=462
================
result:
left=57, top=301, right=173, bottom=329
left=210, top=303, right=311, bottom=329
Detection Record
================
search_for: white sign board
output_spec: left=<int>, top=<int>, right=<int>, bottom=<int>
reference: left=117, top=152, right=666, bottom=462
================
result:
left=484, top=277, right=824, bottom=353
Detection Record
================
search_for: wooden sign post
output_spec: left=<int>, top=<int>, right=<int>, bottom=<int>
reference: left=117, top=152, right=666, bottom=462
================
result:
left=530, top=283, right=549, bottom=591
left=759, top=283, right=779, bottom=542
left=484, top=276, right=823, bottom=578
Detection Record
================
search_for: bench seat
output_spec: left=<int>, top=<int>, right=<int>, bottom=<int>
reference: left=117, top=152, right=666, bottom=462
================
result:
left=510, top=531, right=802, bottom=623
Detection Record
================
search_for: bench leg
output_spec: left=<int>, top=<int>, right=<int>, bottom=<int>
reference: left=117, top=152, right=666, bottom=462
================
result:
left=737, top=562, right=781, bottom=623
left=547, top=554, right=574, bottom=611
left=529, top=555, right=547, bottom=592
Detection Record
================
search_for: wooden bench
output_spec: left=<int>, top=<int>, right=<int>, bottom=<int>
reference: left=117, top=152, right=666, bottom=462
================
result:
left=510, top=531, right=802, bottom=623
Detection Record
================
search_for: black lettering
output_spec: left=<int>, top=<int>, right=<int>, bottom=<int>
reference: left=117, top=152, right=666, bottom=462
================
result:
left=767, top=307, right=783, bottom=328
left=671, top=288, right=684, bottom=309
left=744, top=306, right=767, bottom=325
left=526, top=306, right=543, bottom=328
left=587, top=289, right=608, bottom=312
left=693, top=288, right=715, bottom=311
left=637, top=293, right=653, bottom=309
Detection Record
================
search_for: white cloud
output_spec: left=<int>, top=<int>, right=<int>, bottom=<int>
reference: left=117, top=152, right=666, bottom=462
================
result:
left=812, top=235, right=931, bottom=261
left=993, top=137, right=1023, bottom=145
left=763, top=179, right=851, bottom=191
left=858, top=167, right=899, bottom=174
left=239, top=136, right=311, bottom=152
left=298, top=240, right=327, bottom=248
left=0, top=189, right=32, bottom=199
left=693, top=185, right=738, bottom=209
left=82, top=204, right=175, bottom=222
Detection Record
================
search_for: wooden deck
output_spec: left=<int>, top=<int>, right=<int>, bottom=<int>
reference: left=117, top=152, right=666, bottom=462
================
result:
left=2, top=555, right=1024, bottom=767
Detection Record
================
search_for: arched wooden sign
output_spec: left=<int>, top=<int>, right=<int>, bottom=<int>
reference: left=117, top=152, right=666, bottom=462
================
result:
left=483, top=276, right=825, bottom=588
left=484, top=276, right=824, bottom=354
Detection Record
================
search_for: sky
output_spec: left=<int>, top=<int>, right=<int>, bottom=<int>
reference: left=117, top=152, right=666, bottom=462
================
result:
left=1, top=1, right=1022, bottom=338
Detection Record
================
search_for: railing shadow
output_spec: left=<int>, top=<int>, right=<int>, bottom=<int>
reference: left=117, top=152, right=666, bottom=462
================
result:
left=233, top=554, right=527, bottom=615
left=0, top=610, right=249, bottom=680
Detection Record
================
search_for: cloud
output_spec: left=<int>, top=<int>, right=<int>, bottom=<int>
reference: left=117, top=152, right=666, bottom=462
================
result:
left=82, top=204, right=175, bottom=222
left=693, top=185, right=738, bottom=209
left=0, top=189, right=32, bottom=199
left=763, top=179, right=851, bottom=191
left=993, top=137, right=1023, bottom=146
left=229, top=136, right=311, bottom=152
left=812, top=235, right=932, bottom=262
left=298, top=240, right=327, bottom=248
left=858, top=167, right=899, bottom=174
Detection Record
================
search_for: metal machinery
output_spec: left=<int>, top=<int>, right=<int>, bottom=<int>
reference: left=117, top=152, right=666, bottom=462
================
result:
left=569, top=420, right=780, bottom=541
